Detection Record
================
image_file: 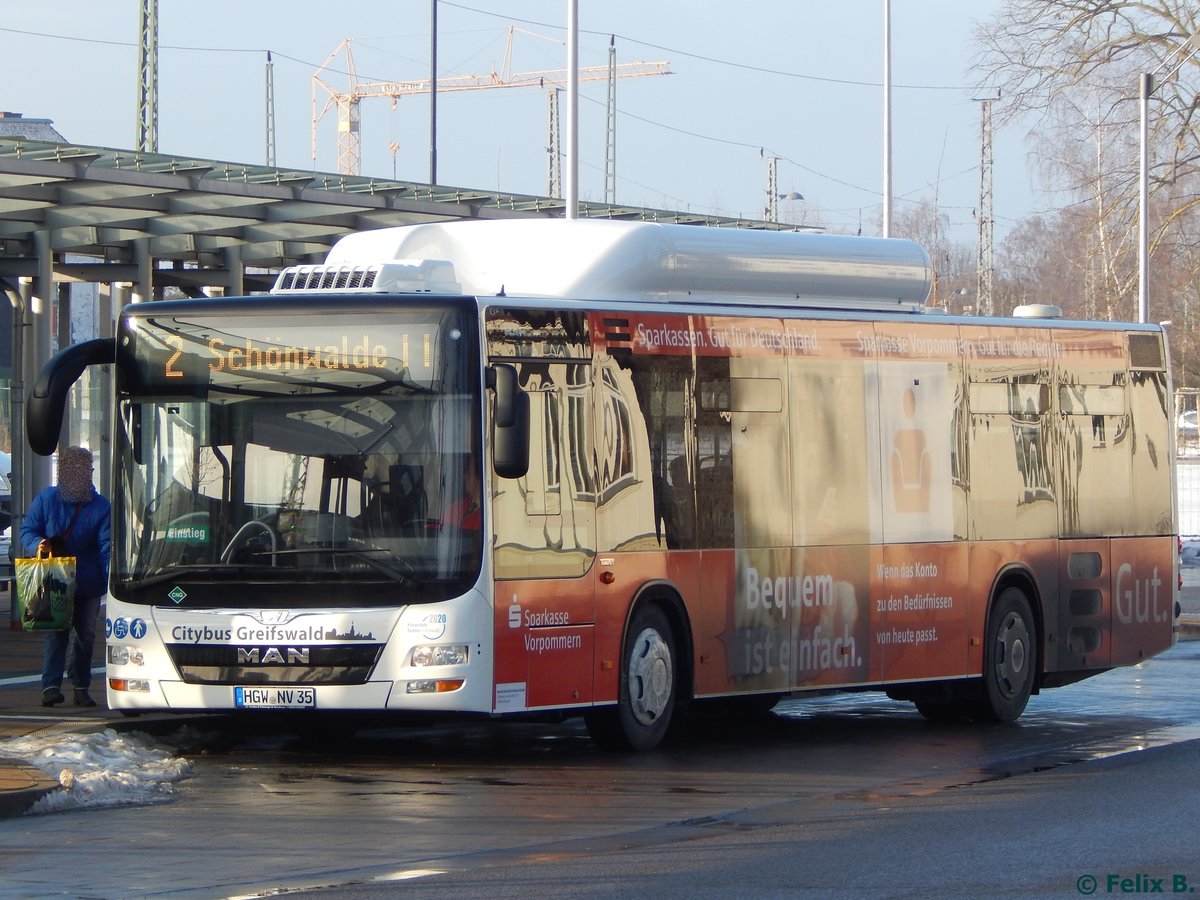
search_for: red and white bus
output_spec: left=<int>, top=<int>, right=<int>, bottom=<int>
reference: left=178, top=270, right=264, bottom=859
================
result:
left=28, top=219, right=1179, bottom=750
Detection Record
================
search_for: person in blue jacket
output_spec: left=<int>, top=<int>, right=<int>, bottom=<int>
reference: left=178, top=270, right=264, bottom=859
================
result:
left=21, top=446, right=111, bottom=707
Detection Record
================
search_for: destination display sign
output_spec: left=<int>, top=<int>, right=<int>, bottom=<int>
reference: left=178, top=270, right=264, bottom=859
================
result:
left=127, top=311, right=456, bottom=392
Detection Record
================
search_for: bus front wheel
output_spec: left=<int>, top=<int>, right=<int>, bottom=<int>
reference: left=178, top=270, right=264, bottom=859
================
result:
left=972, top=587, right=1037, bottom=722
left=585, top=605, right=677, bottom=752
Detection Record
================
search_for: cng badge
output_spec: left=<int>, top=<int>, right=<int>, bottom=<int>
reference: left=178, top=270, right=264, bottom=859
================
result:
left=168, top=586, right=187, bottom=604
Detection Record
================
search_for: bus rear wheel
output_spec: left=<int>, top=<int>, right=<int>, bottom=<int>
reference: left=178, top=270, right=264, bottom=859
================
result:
left=585, top=605, right=677, bottom=752
left=972, top=586, right=1037, bottom=723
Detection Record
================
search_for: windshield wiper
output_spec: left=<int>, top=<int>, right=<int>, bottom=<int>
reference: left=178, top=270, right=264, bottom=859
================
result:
left=269, top=547, right=423, bottom=588
left=123, top=563, right=263, bottom=590
left=126, top=550, right=423, bottom=590
left=350, top=552, right=422, bottom=588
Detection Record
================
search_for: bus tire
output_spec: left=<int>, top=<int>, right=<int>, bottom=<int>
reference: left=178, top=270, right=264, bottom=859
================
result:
left=972, top=586, right=1037, bottom=723
left=585, top=604, right=677, bottom=752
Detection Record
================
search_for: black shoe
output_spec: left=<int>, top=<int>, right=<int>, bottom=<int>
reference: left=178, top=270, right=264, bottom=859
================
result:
left=73, top=689, right=97, bottom=707
left=41, top=688, right=65, bottom=707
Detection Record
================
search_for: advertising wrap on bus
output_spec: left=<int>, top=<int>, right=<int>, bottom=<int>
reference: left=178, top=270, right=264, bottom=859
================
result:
left=26, top=219, right=1178, bottom=751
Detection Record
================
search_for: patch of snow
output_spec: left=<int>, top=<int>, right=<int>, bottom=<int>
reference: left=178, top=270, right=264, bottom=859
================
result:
left=2, top=728, right=192, bottom=815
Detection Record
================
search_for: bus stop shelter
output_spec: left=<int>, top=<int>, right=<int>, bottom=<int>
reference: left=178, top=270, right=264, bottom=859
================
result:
left=0, top=135, right=781, bottom=621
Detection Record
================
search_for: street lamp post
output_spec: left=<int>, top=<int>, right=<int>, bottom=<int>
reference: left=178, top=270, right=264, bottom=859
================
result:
left=565, top=0, right=579, bottom=220
left=1139, top=71, right=1152, bottom=324
left=882, top=0, right=892, bottom=237
left=1138, top=34, right=1200, bottom=324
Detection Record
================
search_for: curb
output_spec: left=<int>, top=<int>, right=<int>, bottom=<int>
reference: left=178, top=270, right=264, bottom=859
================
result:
left=0, top=755, right=59, bottom=817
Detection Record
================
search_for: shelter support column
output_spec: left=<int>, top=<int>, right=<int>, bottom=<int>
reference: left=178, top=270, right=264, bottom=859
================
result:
left=6, top=279, right=24, bottom=630
left=28, top=231, right=52, bottom=492
left=56, top=280, right=71, bottom=443
left=224, top=245, right=244, bottom=297
left=95, top=283, right=113, bottom=498
left=133, top=238, right=154, bottom=302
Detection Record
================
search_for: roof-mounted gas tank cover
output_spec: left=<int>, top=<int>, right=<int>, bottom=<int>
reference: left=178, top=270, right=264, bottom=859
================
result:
left=273, top=258, right=460, bottom=295
left=273, top=219, right=933, bottom=310
left=1012, top=304, right=1064, bottom=319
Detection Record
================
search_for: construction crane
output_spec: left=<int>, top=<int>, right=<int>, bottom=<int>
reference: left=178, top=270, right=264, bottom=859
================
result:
left=312, top=27, right=670, bottom=182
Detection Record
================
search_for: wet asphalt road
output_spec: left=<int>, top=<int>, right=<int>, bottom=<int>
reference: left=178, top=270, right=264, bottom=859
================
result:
left=2, top=640, right=1199, bottom=899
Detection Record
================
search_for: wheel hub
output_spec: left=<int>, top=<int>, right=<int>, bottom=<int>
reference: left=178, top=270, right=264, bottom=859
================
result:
left=628, top=627, right=673, bottom=726
left=995, top=611, right=1030, bottom=698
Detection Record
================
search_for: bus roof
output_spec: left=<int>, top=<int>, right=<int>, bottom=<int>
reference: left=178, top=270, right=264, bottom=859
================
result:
left=273, top=219, right=933, bottom=312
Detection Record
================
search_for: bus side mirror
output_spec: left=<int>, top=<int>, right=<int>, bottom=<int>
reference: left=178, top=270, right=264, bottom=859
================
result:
left=487, top=363, right=529, bottom=479
left=27, top=338, right=115, bottom=456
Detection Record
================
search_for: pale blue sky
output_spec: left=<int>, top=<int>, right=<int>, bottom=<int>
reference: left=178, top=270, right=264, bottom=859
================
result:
left=3, top=1, right=1038, bottom=243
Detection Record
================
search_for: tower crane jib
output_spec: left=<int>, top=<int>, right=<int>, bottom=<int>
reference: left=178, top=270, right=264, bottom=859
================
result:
left=312, top=28, right=670, bottom=178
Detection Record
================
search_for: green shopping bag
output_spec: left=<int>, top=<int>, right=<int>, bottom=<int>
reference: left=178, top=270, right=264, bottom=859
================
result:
left=15, top=551, right=76, bottom=631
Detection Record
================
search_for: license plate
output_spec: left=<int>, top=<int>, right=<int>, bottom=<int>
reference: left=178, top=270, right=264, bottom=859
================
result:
left=234, top=686, right=317, bottom=709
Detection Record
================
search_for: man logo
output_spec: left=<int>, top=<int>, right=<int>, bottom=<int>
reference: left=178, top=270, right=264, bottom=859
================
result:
left=238, top=647, right=310, bottom=665
left=253, top=609, right=294, bottom=625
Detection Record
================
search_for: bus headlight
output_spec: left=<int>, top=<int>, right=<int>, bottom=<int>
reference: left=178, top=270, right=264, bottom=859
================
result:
left=410, top=644, right=468, bottom=667
left=108, top=646, right=145, bottom=666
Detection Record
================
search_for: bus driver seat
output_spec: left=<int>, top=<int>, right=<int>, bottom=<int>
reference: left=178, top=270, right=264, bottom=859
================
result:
left=388, top=464, right=428, bottom=534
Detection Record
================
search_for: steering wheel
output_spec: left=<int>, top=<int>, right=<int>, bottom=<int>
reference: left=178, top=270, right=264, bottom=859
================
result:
left=220, top=520, right=279, bottom=564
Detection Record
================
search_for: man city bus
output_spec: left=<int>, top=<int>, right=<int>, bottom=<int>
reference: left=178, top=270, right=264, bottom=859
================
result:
left=26, top=219, right=1179, bottom=750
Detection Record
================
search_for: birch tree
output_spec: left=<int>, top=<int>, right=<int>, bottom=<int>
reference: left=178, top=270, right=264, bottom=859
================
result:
left=974, top=0, right=1200, bottom=329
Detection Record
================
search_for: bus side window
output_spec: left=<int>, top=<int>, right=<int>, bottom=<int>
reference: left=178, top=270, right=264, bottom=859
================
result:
left=696, top=358, right=735, bottom=548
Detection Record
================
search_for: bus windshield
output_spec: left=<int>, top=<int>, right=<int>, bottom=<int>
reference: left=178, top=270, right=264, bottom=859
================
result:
left=111, top=301, right=482, bottom=605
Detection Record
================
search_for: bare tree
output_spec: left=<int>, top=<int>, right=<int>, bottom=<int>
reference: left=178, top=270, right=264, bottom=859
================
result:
left=977, top=0, right=1200, bottom=377
left=891, top=198, right=973, bottom=310
left=976, top=5, right=1199, bottom=220
left=974, top=1, right=1197, bottom=139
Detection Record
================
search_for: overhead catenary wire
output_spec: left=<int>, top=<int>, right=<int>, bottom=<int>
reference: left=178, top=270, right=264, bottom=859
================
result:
left=0, top=19, right=988, bottom=230
left=438, top=2, right=976, bottom=91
